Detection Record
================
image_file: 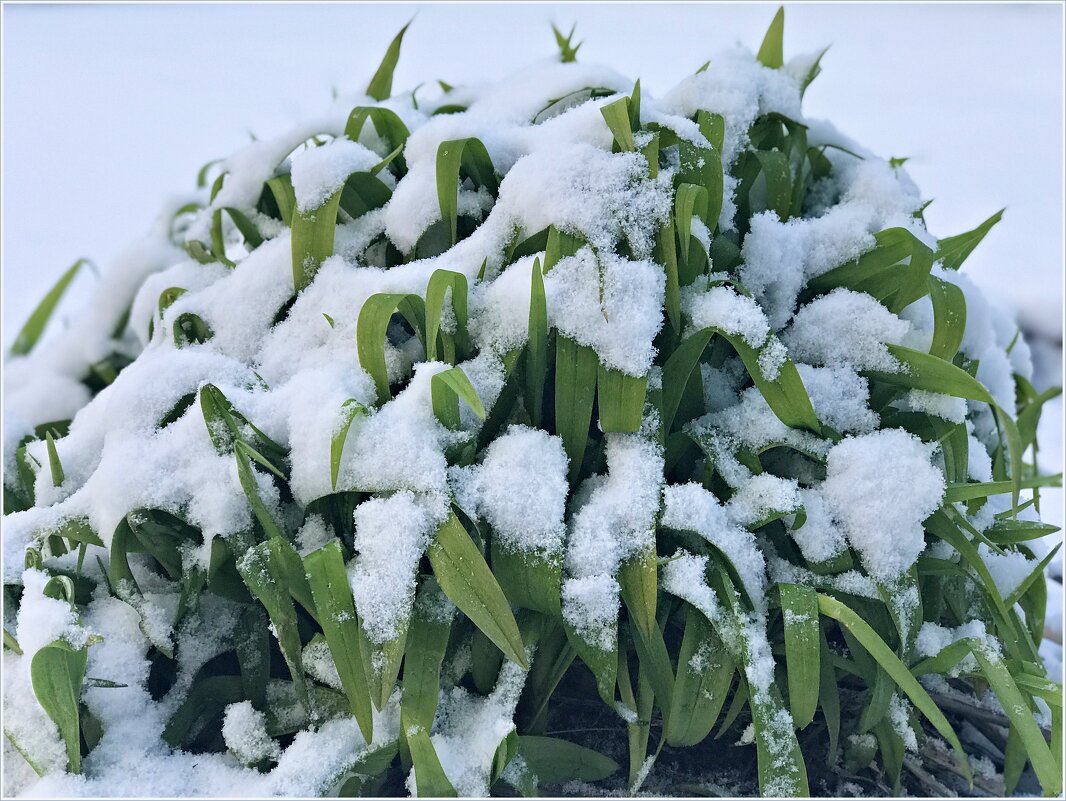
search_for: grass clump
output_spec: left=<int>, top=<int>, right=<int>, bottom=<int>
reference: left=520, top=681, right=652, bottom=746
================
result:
left=2, top=8, right=1062, bottom=798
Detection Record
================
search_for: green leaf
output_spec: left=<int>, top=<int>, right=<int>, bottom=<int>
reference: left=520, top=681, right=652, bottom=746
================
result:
left=937, top=208, right=1004, bottom=271
left=551, top=23, right=582, bottom=64
left=431, top=366, right=486, bottom=431
left=30, top=640, right=87, bottom=773
left=755, top=150, right=792, bottom=221
left=674, top=183, right=708, bottom=266
left=291, top=186, right=344, bottom=292
left=554, top=336, right=598, bottom=484
left=816, top=593, right=972, bottom=781
left=600, top=96, right=635, bottom=152
left=304, top=540, right=374, bottom=742
left=264, top=175, right=297, bottom=226
left=972, top=643, right=1061, bottom=796
left=234, top=440, right=287, bottom=540
left=427, top=512, right=527, bottom=668
left=345, top=106, right=411, bottom=170
left=237, top=539, right=310, bottom=709
left=424, top=269, right=469, bottom=363
left=619, top=550, right=674, bottom=710
left=544, top=225, right=586, bottom=272
left=331, top=399, right=368, bottom=490
left=525, top=258, right=549, bottom=428
left=490, top=538, right=561, bottom=617
left=872, top=343, right=1024, bottom=508
left=401, top=577, right=453, bottom=736
left=779, top=583, right=819, bottom=728
left=1004, top=542, right=1061, bottom=609
left=366, top=21, right=411, bottom=101
left=757, top=7, right=785, bottom=69
left=45, top=432, right=64, bottom=488
left=665, top=605, right=734, bottom=746
left=436, top=138, right=498, bottom=245
left=720, top=330, right=821, bottom=434
left=357, top=292, right=427, bottom=404
left=597, top=365, right=647, bottom=433
left=818, top=626, right=841, bottom=762
left=406, top=725, right=457, bottom=796
left=927, top=275, right=967, bottom=361
left=517, top=736, right=619, bottom=782
left=11, top=258, right=91, bottom=356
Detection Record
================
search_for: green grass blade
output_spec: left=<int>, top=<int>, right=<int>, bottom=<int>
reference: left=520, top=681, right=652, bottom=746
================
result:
left=407, top=725, right=457, bottom=796
left=554, top=336, right=598, bottom=484
left=757, top=7, right=785, bottom=69
left=779, top=583, right=819, bottom=728
left=436, top=138, right=498, bottom=246
left=755, top=150, right=791, bottom=221
left=11, top=258, right=91, bottom=356
left=600, top=96, right=635, bottom=152
left=427, top=513, right=527, bottom=668
left=525, top=258, right=548, bottom=427
left=937, top=208, right=1004, bottom=271
left=357, top=292, right=427, bottom=404
left=518, top=736, right=619, bottom=782
left=597, top=365, right=647, bottom=433
left=291, top=188, right=344, bottom=292
left=424, top=269, right=469, bottom=363
left=365, top=21, right=411, bottom=101
left=816, top=593, right=972, bottom=782
left=431, top=366, right=486, bottom=431
left=237, top=539, right=310, bottom=708
left=304, top=540, right=374, bottom=742
left=666, top=605, right=734, bottom=746
left=972, top=643, right=1061, bottom=796
left=927, top=275, right=967, bottom=361
left=331, top=399, right=368, bottom=490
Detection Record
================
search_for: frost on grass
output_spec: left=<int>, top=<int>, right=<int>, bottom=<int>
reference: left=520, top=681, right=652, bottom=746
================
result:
left=2, top=10, right=1060, bottom=800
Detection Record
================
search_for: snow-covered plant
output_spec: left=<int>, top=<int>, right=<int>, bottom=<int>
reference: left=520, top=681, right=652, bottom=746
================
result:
left=3, top=9, right=1062, bottom=797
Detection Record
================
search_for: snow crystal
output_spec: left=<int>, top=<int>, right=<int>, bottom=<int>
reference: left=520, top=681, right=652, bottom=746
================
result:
left=898, top=389, right=967, bottom=423
left=789, top=488, right=848, bottom=564
left=821, top=429, right=945, bottom=580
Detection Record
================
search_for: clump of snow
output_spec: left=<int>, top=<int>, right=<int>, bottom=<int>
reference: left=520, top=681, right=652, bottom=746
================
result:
left=223, top=701, right=281, bottom=765
left=291, top=138, right=383, bottom=212
left=683, top=284, right=769, bottom=347
left=461, top=425, right=568, bottom=555
left=821, top=429, right=945, bottom=580
left=784, top=289, right=910, bottom=372
left=350, top=491, right=442, bottom=644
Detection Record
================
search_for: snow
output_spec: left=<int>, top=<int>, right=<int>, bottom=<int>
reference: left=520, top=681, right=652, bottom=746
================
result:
left=350, top=490, right=443, bottom=644
left=561, top=433, right=664, bottom=647
left=462, top=425, right=568, bottom=556
left=222, top=701, right=281, bottom=765
left=821, top=429, right=945, bottom=580
left=682, top=284, right=770, bottom=347
left=783, top=288, right=910, bottom=372
left=290, top=137, right=382, bottom=212
left=661, top=483, right=767, bottom=613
